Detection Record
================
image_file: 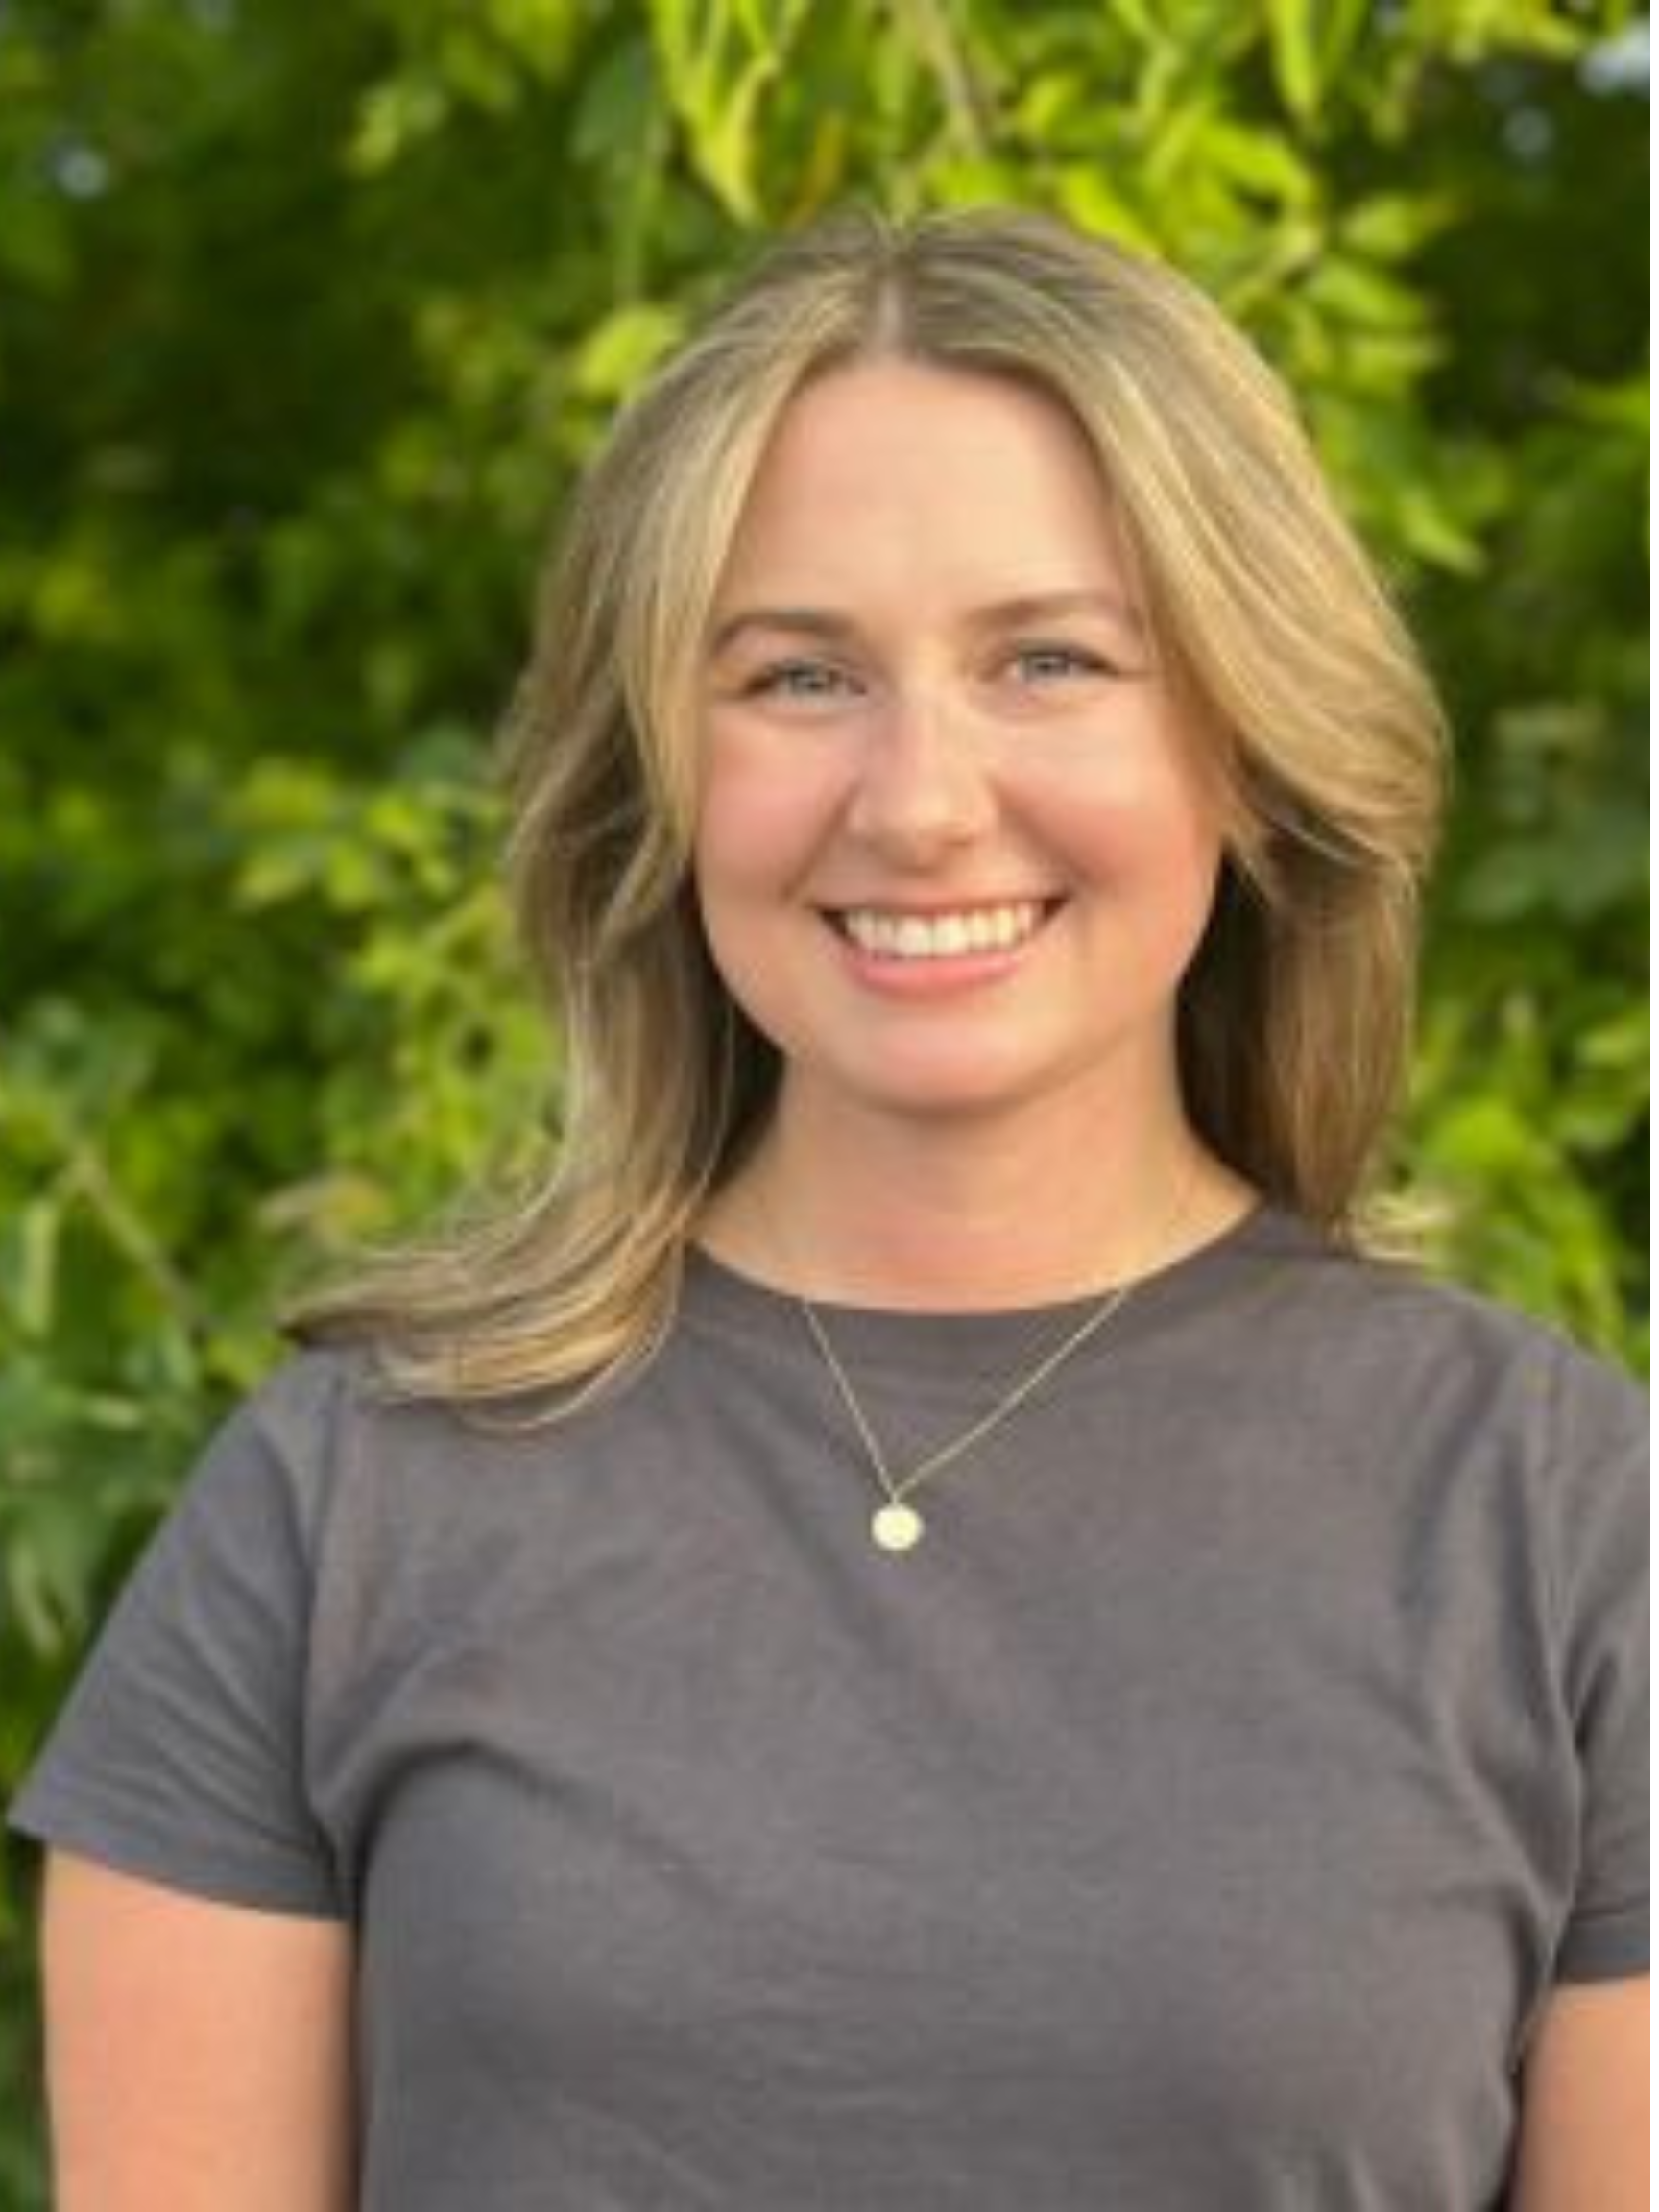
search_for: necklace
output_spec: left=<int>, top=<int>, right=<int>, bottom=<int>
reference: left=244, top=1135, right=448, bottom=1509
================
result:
left=793, top=1175, right=1198, bottom=1554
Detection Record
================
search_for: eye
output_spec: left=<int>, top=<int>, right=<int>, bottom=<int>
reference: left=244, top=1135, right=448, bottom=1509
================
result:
left=1006, top=642, right=1115, bottom=685
left=739, top=659, right=862, bottom=702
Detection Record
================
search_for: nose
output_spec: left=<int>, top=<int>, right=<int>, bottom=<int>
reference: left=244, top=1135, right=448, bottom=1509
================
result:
left=843, top=687, right=996, bottom=862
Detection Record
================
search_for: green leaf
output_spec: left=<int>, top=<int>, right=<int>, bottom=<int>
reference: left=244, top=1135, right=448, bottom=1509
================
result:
left=1339, top=190, right=1455, bottom=260
left=571, top=303, right=686, bottom=400
left=1305, top=252, right=1426, bottom=330
left=1202, top=118, right=1320, bottom=208
left=1263, top=0, right=1320, bottom=124
left=2, top=1203, right=60, bottom=1341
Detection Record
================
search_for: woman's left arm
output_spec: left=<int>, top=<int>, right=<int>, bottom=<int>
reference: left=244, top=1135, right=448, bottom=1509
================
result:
left=1510, top=1977, right=1648, bottom=2211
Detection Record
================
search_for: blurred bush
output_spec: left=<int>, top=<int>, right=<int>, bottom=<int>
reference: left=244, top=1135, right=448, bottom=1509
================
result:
left=0, top=0, right=1646, bottom=2196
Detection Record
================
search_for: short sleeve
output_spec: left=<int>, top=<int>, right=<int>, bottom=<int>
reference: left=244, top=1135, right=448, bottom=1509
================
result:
left=1547, top=1341, right=1648, bottom=1983
left=7, top=1357, right=347, bottom=1918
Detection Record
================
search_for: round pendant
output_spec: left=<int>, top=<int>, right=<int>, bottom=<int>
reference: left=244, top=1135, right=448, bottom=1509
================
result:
left=872, top=1501, right=925, bottom=1552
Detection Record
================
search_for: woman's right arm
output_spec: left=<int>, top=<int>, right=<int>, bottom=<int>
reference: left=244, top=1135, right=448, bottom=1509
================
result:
left=41, top=1850, right=356, bottom=2212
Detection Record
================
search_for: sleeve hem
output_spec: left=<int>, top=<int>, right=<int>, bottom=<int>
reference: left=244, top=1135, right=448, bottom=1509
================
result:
left=7, top=1792, right=347, bottom=1922
left=1552, top=1906, right=1647, bottom=1984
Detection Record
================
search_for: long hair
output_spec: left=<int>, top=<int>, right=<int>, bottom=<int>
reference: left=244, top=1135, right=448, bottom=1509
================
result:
left=290, top=204, right=1445, bottom=1404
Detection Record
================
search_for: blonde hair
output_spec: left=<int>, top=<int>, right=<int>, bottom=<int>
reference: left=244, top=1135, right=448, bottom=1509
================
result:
left=291, top=204, right=1445, bottom=1404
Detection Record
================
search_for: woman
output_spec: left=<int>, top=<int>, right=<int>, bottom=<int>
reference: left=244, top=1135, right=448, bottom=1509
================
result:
left=11, top=207, right=1646, bottom=2208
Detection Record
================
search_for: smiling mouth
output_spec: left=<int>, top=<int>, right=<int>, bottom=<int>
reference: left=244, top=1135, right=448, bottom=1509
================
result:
left=825, top=899, right=1062, bottom=961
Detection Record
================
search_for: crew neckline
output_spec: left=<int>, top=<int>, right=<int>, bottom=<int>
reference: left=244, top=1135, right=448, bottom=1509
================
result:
left=680, top=1201, right=1322, bottom=1379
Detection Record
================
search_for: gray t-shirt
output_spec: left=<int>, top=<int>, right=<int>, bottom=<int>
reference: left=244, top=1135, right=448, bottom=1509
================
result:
left=10, top=1206, right=1647, bottom=2208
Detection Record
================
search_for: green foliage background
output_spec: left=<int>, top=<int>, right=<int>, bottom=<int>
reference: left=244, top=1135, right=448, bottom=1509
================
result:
left=0, top=0, right=1647, bottom=2193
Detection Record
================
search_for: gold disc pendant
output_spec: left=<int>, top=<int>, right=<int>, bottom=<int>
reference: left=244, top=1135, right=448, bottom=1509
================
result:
left=872, top=1502, right=925, bottom=1552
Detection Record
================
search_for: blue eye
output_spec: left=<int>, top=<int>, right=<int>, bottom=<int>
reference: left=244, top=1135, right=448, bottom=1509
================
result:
left=1009, top=643, right=1109, bottom=684
left=743, top=660, right=858, bottom=700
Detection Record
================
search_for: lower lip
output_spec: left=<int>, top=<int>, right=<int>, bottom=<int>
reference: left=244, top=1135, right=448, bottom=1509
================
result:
left=825, top=908, right=1059, bottom=996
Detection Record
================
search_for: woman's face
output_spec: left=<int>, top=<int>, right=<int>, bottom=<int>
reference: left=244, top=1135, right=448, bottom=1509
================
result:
left=692, top=357, right=1224, bottom=1142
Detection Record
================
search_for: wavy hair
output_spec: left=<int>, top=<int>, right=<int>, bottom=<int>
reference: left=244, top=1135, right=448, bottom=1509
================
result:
left=291, top=204, right=1446, bottom=1403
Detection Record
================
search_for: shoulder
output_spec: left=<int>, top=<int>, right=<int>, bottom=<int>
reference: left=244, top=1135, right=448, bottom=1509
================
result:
left=179, top=1343, right=374, bottom=1530
left=1245, top=1212, right=1644, bottom=1431
left=187, top=1335, right=509, bottom=1501
left=1214, top=1214, right=1647, bottom=1594
left=152, top=1340, right=460, bottom=1602
left=1360, top=1249, right=1643, bottom=1448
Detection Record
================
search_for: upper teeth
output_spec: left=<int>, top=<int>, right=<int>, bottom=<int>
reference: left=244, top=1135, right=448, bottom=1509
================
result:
left=839, top=902, right=1046, bottom=959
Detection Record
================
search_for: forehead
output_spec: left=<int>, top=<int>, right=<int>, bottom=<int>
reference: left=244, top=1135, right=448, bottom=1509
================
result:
left=715, top=358, right=1131, bottom=603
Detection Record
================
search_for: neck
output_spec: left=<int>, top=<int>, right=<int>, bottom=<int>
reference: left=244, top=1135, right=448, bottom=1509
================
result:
left=699, top=1083, right=1252, bottom=1310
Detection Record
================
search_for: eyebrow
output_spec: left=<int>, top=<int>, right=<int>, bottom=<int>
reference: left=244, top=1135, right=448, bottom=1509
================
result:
left=707, top=589, right=1145, bottom=658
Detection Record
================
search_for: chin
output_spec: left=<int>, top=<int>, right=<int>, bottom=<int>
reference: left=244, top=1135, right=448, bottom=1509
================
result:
left=830, top=1061, right=1081, bottom=1125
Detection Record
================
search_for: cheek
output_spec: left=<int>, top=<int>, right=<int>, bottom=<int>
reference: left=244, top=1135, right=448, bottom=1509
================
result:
left=1046, top=756, right=1226, bottom=975
left=1049, top=749, right=1223, bottom=883
left=691, top=744, right=810, bottom=1014
left=692, top=727, right=839, bottom=898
